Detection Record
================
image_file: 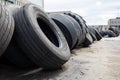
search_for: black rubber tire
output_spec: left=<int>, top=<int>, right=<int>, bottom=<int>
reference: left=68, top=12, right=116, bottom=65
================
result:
left=64, top=12, right=86, bottom=45
left=100, top=30, right=116, bottom=37
left=13, top=4, right=70, bottom=69
left=109, top=27, right=119, bottom=37
left=69, top=13, right=93, bottom=47
left=62, top=14, right=82, bottom=48
left=82, top=33, right=93, bottom=47
left=88, top=27, right=97, bottom=41
left=0, top=5, right=14, bottom=56
left=3, top=4, right=37, bottom=68
left=65, top=12, right=94, bottom=47
left=3, top=36, right=37, bottom=68
left=94, top=29, right=102, bottom=41
left=48, top=13, right=78, bottom=49
left=88, top=27, right=102, bottom=41
left=107, top=30, right=116, bottom=37
left=48, top=12, right=93, bottom=47
left=99, top=31, right=107, bottom=37
left=89, top=31, right=97, bottom=41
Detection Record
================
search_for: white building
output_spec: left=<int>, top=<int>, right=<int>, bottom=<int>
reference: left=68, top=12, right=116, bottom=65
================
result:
left=88, top=25, right=108, bottom=31
left=108, top=17, right=120, bottom=27
left=108, top=17, right=120, bottom=31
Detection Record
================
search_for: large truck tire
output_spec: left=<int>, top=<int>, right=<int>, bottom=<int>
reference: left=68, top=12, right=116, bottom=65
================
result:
left=109, top=27, right=119, bottom=37
left=2, top=5, right=37, bottom=68
left=13, top=4, right=70, bottom=69
left=48, top=13, right=78, bottom=49
left=107, top=30, right=116, bottom=37
left=94, top=29, right=102, bottom=41
left=88, top=27, right=102, bottom=41
left=64, top=12, right=86, bottom=45
left=62, top=14, right=82, bottom=48
left=100, top=30, right=116, bottom=37
left=82, top=33, right=93, bottom=47
left=3, top=37, right=37, bottom=68
left=0, top=5, right=14, bottom=56
left=89, top=31, right=97, bottom=41
left=65, top=12, right=93, bottom=47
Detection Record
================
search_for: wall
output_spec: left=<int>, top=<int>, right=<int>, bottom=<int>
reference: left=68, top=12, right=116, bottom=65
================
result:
left=29, top=0, right=44, bottom=9
left=108, top=18, right=120, bottom=27
left=0, top=0, right=44, bottom=8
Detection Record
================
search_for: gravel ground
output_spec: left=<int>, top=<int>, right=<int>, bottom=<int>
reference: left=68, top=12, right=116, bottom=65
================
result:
left=0, top=36, right=120, bottom=80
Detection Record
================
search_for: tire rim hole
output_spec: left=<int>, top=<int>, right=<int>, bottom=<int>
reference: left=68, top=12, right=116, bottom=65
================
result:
left=37, top=18, right=60, bottom=47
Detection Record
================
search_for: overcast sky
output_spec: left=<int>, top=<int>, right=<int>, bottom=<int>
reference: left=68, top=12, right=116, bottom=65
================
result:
left=44, top=0, right=120, bottom=25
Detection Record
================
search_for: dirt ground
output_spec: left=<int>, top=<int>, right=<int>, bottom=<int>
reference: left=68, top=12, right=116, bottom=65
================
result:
left=0, top=36, right=120, bottom=80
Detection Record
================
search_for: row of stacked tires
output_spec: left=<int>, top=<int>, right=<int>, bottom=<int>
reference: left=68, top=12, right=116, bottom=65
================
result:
left=99, top=28, right=119, bottom=38
left=0, top=3, right=102, bottom=70
left=47, top=12, right=102, bottom=48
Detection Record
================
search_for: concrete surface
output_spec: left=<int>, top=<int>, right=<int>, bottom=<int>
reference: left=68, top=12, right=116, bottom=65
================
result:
left=0, top=36, right=120, bottom=80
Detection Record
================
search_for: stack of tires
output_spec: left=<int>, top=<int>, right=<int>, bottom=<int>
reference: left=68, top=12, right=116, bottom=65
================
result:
left=99, top=28, right=119, bottom=38
left=0, top=3, right=102, bottom=70
left=0, top=4, right=71, bottom=70
left=47, top=12, right=102, bottom=48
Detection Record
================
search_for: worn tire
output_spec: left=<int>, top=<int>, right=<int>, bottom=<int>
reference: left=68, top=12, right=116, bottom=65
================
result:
left=13, top=4, right=70, bottom=69
left=100, top=30, right=116, bottom=37
left=88, top=27, right=102, bottom=41
left=89, top=31, right=97, bottom=41
left=2, top=5, right=36, bottom=68
left=109, top=27, right=119, bottom=37
left=94, top=29, right=102, bottom=41
left=64, top=12, right=86, bottom=45
left=107, top=30, right=116, bottom=37
left=65, top=12, right=93, bottom=47
left=0, top=5, right=14, bottom=56
left=3, top=36, right=37, bottom=68
left=63, top=14, right=82, bottom=48
left=99, top=31, right=107, bottom=37
left=48, top=13, right=78, bottom=49
left=82, top=33, right=93, bottom=47
left=68, top=13, right=93, bottom=47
